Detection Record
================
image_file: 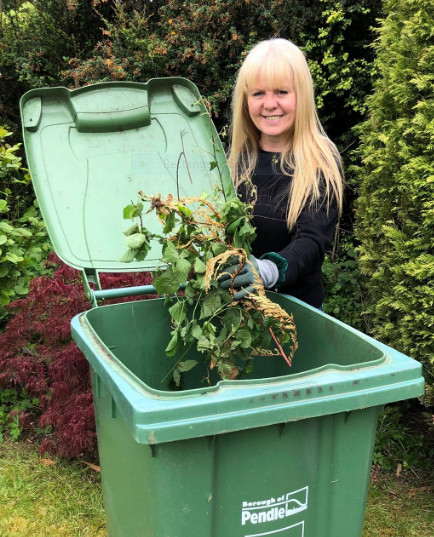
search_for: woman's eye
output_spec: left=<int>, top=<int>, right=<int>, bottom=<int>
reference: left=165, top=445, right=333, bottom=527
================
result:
left=277, top=90, right=288, bottom=95
left=253, top=91, right=264, bottom=97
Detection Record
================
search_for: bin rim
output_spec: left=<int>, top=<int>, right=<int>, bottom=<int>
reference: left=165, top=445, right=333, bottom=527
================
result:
left=71, top=294, right=425, bottom=444
left=73, top=296, right=389, bottom=400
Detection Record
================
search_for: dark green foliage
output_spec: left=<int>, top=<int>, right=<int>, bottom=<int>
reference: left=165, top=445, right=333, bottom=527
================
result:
left=57, top=0, right=381, bottom=138
left=322, top=237, right=365, bottom=331
left=373, top=402, right=434, bottom=471
left=354, top=0, right=434, bottom=402
left=0, top=386, right=39, bottom=442
left=0, top=1, right=117, bottom=129
left=298, top=0, right=383, bottom=143
left=0, top=126, right=50, bottom=323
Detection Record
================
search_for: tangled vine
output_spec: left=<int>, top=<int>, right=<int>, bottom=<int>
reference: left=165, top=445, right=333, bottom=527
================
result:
left=121, top=190, right=297, bottom=385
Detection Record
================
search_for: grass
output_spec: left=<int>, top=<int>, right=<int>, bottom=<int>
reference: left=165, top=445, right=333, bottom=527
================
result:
left=0, top=440, right=432, bottom=537
left=0, top=440, right=106, bottom=537
left=363, top=466, right=434, bottom=537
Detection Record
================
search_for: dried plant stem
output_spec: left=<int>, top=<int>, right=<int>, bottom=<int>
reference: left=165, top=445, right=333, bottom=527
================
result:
left=269, top=327, right=292, bottom=367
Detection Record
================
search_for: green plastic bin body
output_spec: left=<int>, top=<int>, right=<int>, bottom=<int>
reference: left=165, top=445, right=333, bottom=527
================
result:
left=71, top=294, right=423, bottom=537
left=20, top=80, right=425, bottom=537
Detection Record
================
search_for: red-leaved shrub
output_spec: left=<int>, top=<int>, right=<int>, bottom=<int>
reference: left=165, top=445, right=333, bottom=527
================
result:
left=0, top=252, right=153, bottom=458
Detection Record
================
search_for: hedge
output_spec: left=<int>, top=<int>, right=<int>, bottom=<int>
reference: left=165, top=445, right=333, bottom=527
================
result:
left=354, top=0, right=434, bottom=403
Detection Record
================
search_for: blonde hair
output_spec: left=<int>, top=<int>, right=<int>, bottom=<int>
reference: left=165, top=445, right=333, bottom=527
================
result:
left=228, top=38, right=344, bottom=229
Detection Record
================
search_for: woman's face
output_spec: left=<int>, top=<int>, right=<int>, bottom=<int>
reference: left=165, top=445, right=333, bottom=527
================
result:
left=246, top=72, right=297, bottom=151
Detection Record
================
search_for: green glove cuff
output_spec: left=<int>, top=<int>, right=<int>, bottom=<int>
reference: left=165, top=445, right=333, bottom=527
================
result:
left=259, top=252, right=288, bottom=287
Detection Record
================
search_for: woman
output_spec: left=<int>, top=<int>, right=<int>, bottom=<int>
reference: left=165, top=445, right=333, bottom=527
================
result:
left=220, top=38, right=344, bottom=309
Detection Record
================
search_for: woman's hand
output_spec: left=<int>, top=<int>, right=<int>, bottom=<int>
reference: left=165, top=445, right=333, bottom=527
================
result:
left=218, top=255, right=280, bottom=300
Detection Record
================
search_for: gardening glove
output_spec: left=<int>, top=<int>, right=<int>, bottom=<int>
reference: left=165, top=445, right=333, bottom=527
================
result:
left=218, top=255, right=279, bottom=300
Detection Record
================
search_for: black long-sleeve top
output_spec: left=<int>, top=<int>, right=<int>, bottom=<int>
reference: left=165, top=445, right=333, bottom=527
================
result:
left=238, top=150, right=339, bottom=308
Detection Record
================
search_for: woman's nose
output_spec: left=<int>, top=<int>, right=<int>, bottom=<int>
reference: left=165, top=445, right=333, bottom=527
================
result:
left=263, top=92, right=277, bottom=109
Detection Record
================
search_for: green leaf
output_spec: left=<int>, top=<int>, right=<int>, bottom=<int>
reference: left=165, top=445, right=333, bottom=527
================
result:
left=215, top=326, right=228, bottom=345
left=13, top=284, right=28, bottom=295
left=123, top=203, right=143, bottom=220
left=239, top=221, right=255, bottom=237
left=184, top=284, right=196, bottom=301
left=173, top=368, right=181, bottom=387
left=0, top=222, right=13, bottom=233
left=13, top=228, right=32, bottom=238
left=225, top=217, right=243, bottom=236
left=5, top=253, right=24, bottom=264
left=163, top=211, right=177, bottom=234
left=134, top=244, right=150, bottom=261
left=211, top=242, right=227, bottom=256
left=223, top=307, right=242, bottom=333
left=193, top=273, right=205, bottom=289
left=125, top=233, right=148, bottom=249
left=169, top=300, right=186, bottom=323
left=173, top=257, right=191, bottom=283
left=153, top=266, right=182, bottom=295
left=177, top=205, right=193, bottom=218
left=176, top=360, right=198, bottom=373
left=199, top=291, right=221, bottom=319
left=123, top=223, right=139, bottom=236
left=194, top=257, right=206, bottom=274
left=230, top=339, right=241, bottom=351
left=197, top=334, right=211, bottom=351
left=119, top=249, right=138, bottom=263
left=191, top=323, right=203, bottom=340
left=163, top=241, right=180, bottom=264
left=165, top=331, right=180, bottom=357
left=236, top=328, right=252, bottom=349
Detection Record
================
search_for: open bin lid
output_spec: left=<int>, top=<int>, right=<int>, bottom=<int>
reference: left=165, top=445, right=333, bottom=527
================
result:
left=20, top=79, right=233, bottom=273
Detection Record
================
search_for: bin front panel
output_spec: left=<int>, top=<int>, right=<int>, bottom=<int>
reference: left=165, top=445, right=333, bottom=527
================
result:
left=92, top=361, right=381, bottom=537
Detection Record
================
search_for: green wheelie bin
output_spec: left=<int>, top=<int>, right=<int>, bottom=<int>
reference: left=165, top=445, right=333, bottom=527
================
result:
left=20, top=79, right=425, bottom=537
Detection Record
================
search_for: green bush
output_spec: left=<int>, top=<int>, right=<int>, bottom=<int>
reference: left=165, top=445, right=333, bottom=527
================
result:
left=0, top=1, right=117, bottom=128
left=0, top=387, right=39, bottom=442
left=299, top=0, right=383, bottom=143
left=322, top=236, right=365, bottom=330
left=354, top=0, right=434, bottom=401
left=0, top=126, right=50, bottom=322
left=373, top=403, right=434, bottom=471
left=60, top=0, right=381, bottom=135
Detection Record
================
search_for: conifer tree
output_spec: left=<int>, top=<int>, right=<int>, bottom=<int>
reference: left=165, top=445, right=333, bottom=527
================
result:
left=355, top=0, right=434, bottom=401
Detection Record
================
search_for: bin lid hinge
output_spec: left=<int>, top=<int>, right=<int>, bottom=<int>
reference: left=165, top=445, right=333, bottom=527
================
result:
left=81, top=268, right=101, bottom=308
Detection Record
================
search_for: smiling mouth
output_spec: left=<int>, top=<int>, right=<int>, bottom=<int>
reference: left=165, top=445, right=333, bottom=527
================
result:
left=262, top=115, right=283, bottom=120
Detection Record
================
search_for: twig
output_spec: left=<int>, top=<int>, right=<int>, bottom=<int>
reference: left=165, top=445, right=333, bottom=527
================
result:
left=160, top=344, right=193, bottom=384
left=180, top=130, right=193, bottom=184
left=176, top=153, right=182, bottom=198
left=269, top=327, right=292, bottom=367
